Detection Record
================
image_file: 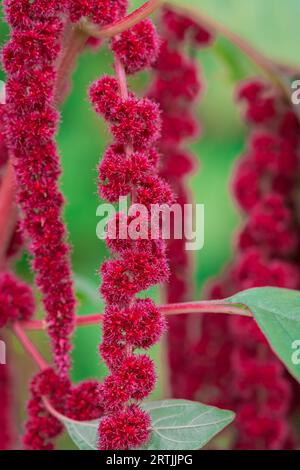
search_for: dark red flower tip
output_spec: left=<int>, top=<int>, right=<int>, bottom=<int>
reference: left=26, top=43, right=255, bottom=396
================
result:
left=66, top=381, right=104, bottom=421
left=98, top=404, right=151, bottom=450
left=111, top=97, right=161, bottom=150
left=0, top=272, right=35, bottom=327
left=89, top=75, right=121, bottom=121
left=112, top=19, right=160, bottom=75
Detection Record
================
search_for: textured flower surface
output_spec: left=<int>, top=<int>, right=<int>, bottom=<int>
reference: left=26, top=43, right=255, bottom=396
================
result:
left=89, top=7, right=173, bottom=450
left=193, top=79, right=300, bottom=449
left=149, top=8, right=210, bottom=401
left=3, top=0, right=76, bottom=376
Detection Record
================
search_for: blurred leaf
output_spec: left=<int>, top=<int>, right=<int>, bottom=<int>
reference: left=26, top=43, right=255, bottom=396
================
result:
left=62, top=399, right=235, bottom=450
left=228, top=287, right=300, bottom=381
left=172, top=0, right=300, bottom=66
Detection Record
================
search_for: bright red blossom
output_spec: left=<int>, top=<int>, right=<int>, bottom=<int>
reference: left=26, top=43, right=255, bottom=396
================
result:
left=112, top=19, right=160, bottom=74
left=98, top=404, right=151, bottom=451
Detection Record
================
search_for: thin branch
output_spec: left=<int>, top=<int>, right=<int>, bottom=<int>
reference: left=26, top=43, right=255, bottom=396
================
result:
left=55, top=22, right=87, bottom=105
left=22, top=300, right=252, bottom=330
left=12, top=322, right=48, bottom=371
left=79, top=0, right=165, bottom=39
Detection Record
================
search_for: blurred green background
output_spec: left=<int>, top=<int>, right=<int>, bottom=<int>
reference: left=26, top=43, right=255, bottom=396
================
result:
left=1, top=0, right=300, bottom=447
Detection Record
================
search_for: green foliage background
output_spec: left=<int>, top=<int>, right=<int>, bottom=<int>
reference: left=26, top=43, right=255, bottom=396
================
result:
left=1, top=0, right=300, bottom=447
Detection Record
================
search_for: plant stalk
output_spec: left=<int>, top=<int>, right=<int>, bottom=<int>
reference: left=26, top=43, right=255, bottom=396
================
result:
left=79, top=0, right=165, bottom=39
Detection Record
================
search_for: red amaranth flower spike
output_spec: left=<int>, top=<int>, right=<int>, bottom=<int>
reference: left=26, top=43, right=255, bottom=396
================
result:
left=148, top=7, right=208, bottom=399
left=3, top=0, right=76, bottom=376
left=89, top=10, right=173, bottom=450
left=194, top=77, right=300, bottom=449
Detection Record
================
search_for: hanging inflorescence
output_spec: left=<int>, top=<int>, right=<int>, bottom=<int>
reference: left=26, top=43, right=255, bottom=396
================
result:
left=88, top=5, right=175, bottom=449
left=194, top=79, right=300, bottom=449
left=148, top=6, right=213, bottom=398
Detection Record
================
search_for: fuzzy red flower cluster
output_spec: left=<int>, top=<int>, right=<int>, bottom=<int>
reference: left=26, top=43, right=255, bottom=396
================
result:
left=3, top=0, right=76, bottom=376
left=89, top=10, right=171, bottom=450
left=23, top=368, right=103, bottom=450
left=69, top=0, right=128, bottom=24
left=0, top=271, right=35, bottom=327
left=148, top=7, right=212, bottom=397
left=193, top=79, right=300, bottom=449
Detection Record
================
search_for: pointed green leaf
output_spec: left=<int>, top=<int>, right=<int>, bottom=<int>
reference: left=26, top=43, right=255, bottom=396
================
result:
left=60, top=400, right=235, bottom=450
left=228, top=287, right=300, bottom=381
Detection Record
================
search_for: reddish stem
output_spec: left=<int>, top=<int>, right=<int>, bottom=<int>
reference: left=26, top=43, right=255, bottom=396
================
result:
left=22, top=300, right=252, bottom=330
left=0, top=158, right=17, bottom=270
left=55, top=22, right=87, bottom=106
left=12, top=322, right=48, bottom=371
left=80, top=0, right=164, bottom=39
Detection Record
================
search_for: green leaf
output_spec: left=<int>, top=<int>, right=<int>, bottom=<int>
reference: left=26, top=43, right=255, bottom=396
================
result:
left=60, top=400, right=235, bottom=451
left=141, top=400, right=235, bottom=450
left=228, top=287, right=300, bottom=382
